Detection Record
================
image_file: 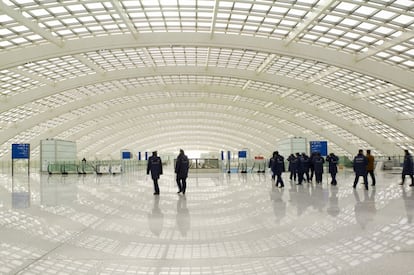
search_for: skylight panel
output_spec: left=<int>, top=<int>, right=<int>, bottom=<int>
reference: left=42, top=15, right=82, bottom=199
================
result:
left=335, top=2, right=358, bottom=12
left=252, top=4, right=270, bottom=12
left=0, top=14, right=13, bottom=23
left=375, top=26, right=394, bottom=35
left=341, top=18, right=360, bottom=27
left=355, top=6, right=377, bottom=16
left=30, top=9, right=49, bottom=16
left=43, top=20, right=62, bottom=27
left=48, top=6, right=67, bottom=15
left=234, top=2, right=252, bottom=9
left=323, top=15, right=342, bottom=23
left=12, top=26, right=29, bottom=32
left=358, top=22, right=376, bottom=31
left=0, top=29, right=12, bottom=35
left=288, top=9, right=306, bottom=17
left=86, top=3, right=105, bottom=10
left=67, top=4, right=86, bottom=12
left=78, top=16, right=95, bottom=23
left=392, top=14, right=414, bottom=25
left=374, top=10, right=397, bottom=20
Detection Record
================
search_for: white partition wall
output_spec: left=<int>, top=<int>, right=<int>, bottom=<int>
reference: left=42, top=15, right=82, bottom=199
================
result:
left=40, top=139, right=77, bottom=172
left=276, top=137, right=307, bottom=158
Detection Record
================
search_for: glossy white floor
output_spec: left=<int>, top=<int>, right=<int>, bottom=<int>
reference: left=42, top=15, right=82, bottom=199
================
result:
left=0, top=167, right=413, bottom=275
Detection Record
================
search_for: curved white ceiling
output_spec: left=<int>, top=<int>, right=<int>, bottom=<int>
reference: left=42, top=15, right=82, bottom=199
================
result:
left=0, top=0, right=413, bottom=159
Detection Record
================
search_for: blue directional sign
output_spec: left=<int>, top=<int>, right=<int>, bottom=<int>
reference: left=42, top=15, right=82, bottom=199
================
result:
left=310, top=141, right=328, bottom=156
left=238, top=151, right=247, bottom=158
left=12, top=144, right=30, bottom=159
left=122, top=151, right=131, bottom=159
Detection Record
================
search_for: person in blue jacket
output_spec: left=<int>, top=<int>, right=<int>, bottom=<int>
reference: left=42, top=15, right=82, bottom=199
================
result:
left=147, top=151, right=163, bottom=195
left=175, top=149, right=190, bottom=194
left=287, top=154, right=297, bottom=182
left=400, top=150, right=414, bottom=186
left=301, top=153, right=310, bottom=183
left=326, top=153, right=339, bottom=185
left=296, top=152, right=305, bottom=185
left=353, top=149, right=368, bottom=190
left=313, top=152, right=325, bottom=184
left=270, top=151, right=285, bottom=188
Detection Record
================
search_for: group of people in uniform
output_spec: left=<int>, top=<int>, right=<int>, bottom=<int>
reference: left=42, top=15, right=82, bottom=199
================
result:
left=147, top=148, right=414, bottom=194
left=269, top=151, right=339, bottom=188
left=269, top=149, right=414, bottom=190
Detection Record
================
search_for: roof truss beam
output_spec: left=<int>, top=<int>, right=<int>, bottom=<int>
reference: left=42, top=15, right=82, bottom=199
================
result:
left=0, top=1, right=63, bottom=47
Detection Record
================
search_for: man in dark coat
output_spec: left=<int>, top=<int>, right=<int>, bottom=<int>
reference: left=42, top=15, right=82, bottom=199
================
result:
left=147, top=151, right=163, bottom=195
left=326, top=153, right=339, bottom=185
left=400, top=150, right=414, bottom=186
left=313, top=152, right=325, bottom=184
left=287, top=154, right=297, bottom=182
left=270, top=151, right=285, bottom=188
left=353, top=149, right=368, bottom=190
left=175, top=149, right=190, bottom=194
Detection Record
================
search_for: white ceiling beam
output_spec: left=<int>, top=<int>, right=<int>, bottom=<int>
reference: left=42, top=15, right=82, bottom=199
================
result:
left=1, top=33, right=411, bottom=90
left=74, top=54, right=106, bottom=75
left=109, top=0, right=139, bottom=39
left=0, top=1, right=63, bottom=47
left=9, top=68, right=55, bottom=87
left=356, top=29, right=414, bottom=62
left=0, top=83, right=382, bottom=155
left=284, top=0, right=337, bottom=46
left=306, top=67, right=340, bottom=84
left=209, top=0, right=220, bottom=39
left=355, top=85, right=400, bottom=99
left=1, top=66, right=411, bottom=141
left=256, top=54, right=275, bottom=74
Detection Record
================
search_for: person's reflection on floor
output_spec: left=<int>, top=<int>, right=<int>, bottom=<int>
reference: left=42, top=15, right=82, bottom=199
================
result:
left=353, top=189, right=376, bottom=229
left=402, top=188, right=414, bottom=223
left=148, top=196, right=163, bottom=236
left=176, top=196, right=190, bottom=237
left=327, top=187, right=340, bottom=217
left=270, top=188, right=286, bottom=224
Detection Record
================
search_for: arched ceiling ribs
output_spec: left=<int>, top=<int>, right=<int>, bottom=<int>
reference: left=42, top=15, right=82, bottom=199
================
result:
left=72, top=113, right=282, bottom=151
left=92, top=129, right=267, bottom=158
left=0, top=1, right=63, bottom=47
left=20, top=99, right=360, bottom=157
left=1, top=83, right=394, bottom=155
left=1, top=33, right=412, bottom=90
left=81, top=119, right=346, bottom=158
left=109, top=0, right=139, bottom=39
left=356, top=29, right=414, bottom=62
left=1, top=66, right=411, bottom=142
left=284, top=0, right=336, bottom=46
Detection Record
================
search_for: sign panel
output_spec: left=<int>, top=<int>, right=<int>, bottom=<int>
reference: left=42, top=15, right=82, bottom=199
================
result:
left=238, top=151, right=247, bottom=158
left=310, top=141, right=328, bottom=156
left=12, top=144, right=30, bottom=159
left=122, top=151, right=131, bottom=159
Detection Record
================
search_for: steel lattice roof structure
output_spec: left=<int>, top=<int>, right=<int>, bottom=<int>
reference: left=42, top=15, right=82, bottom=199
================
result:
left=0, top=0, right=413, bottom=159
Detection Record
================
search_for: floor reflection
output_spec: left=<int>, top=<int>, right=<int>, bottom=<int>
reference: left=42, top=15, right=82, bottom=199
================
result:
left=0, top=169, right=412, bottom=274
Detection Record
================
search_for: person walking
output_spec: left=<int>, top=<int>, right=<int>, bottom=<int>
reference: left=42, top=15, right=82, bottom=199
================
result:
left=353, top=149, right=368, bottom=190
left=147, top=151, right=163, bottom=195
left=175, top=149, right=190, bottom=194
left=326, top=153, right=339, bottom=185
left=313, top=152, right=325, bottom=184
left=400, top=150, right=414, bottom=186
left=271, top=151, right=285, bottom=188
left=366, top=150, right=376, bottom=186
left=287, top=154, right=297, bottom=182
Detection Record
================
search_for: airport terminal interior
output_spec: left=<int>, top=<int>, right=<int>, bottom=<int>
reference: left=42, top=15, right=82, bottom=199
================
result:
left=0, top=0, right=413, bottom=274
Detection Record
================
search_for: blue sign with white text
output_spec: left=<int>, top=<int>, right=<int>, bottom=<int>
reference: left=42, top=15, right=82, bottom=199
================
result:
left=310, top=141, right=328, bottom=156
left=122, top=151, right=131, bottom=159
left=12, top=144, right=30, bottom=159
